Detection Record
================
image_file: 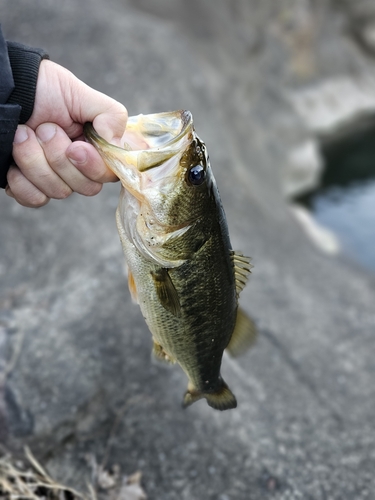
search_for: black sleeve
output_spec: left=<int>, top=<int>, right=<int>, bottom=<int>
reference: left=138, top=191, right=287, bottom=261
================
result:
left=0, top=24, right=49, bottom=189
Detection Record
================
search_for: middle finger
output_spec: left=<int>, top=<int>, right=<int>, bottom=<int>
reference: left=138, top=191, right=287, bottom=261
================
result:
left=35, top=123, right=102, bottom=195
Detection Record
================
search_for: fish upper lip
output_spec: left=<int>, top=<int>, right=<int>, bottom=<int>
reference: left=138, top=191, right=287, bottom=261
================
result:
left=124, top=110, right=194, bottom=153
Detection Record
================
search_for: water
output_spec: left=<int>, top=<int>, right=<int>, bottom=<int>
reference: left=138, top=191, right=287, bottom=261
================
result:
left=309, top=181, right=375, bottom=272
left=296, top=123, right=375, bottom=273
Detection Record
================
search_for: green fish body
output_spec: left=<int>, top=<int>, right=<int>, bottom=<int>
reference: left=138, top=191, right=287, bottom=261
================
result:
left=84, top=111, right=256, bottom=411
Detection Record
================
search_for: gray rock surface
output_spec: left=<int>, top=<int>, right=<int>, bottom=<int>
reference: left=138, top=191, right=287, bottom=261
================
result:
left=1, top=1, right=375, bottom=499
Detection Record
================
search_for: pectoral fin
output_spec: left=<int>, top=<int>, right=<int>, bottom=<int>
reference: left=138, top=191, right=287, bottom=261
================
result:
left=226, top=308, right=257, bottom=357
left=127, top=269, right=139, bottom=304
left=151, top=268, right=181, bottom=318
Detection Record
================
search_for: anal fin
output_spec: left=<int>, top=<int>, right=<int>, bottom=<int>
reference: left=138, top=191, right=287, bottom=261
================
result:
left=226, top=308, right=257, bottom=357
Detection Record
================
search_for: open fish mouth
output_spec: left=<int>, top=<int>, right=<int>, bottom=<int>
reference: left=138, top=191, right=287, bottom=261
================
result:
left=84, top=110, right=199, bottom=229
left=84, top=110, right=194, bottom=175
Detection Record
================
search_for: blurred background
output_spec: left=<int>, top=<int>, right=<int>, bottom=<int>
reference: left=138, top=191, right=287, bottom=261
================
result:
left=1, top=1, right=375, bottom=499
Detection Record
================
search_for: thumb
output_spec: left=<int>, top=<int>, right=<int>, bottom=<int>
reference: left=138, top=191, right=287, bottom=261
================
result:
left=72, top=79, right=128, bottom=145
left=92, top=99, right=128, bottom=146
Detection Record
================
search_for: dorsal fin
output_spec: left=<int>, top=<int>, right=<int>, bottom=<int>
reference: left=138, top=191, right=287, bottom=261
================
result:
left=230, top=251, right=253, bottom=297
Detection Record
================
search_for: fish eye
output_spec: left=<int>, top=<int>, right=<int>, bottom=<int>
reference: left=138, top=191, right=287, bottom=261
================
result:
left=188, top=164, right=206, bottom=186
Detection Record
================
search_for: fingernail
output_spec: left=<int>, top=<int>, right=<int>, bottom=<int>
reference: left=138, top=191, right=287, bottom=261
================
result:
left=36, top=123, right=57, bottom=143
left=68, top=146, right=88, bottom=165
left=14, top=126, right=28, bottom=144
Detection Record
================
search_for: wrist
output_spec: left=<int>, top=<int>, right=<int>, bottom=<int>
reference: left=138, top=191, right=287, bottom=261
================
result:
left=6, top=41, right=49, bottom=123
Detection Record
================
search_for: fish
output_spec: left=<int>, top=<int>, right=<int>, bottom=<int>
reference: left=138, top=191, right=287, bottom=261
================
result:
left=84, top=110, right=256, bottom=411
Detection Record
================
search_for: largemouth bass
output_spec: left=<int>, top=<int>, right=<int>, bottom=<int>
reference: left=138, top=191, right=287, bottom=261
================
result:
left=84, top=111, right=256, bottom=411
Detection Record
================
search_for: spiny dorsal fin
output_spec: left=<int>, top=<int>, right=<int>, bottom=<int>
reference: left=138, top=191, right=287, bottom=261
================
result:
left=226, top=308, right=257, bottom=357
left=230, top=251, right=253, bottom=297
left=151, top=268, right=181, bottom=318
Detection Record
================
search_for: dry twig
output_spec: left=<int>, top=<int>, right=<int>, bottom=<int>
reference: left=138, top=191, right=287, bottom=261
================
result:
left=0, top=448, right=147, bottom=500
left=0, top=447, right=84, bottom=500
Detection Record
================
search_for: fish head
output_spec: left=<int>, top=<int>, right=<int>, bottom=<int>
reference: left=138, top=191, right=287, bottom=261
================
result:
left=84, top=111, right=216, bottom=265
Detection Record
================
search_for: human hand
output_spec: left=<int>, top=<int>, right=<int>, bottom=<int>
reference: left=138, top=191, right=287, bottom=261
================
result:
left=6, top=60, right=128, bottom=208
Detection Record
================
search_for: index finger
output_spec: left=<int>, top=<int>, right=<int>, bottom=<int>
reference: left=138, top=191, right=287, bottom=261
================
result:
left=67, top=140, right=118, bottom=183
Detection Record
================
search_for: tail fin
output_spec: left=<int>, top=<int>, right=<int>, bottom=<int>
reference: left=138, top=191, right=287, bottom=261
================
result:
left=182, top=379, right=237, bottom=411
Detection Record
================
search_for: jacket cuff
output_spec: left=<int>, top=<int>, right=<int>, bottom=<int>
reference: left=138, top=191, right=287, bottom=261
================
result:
left=0, top=104, right=21, bottom=188
left=6, top=42, right=49, bottom=124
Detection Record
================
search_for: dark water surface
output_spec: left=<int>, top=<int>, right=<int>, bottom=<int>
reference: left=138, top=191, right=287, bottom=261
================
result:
left=297, top=123, right=375, bottom=273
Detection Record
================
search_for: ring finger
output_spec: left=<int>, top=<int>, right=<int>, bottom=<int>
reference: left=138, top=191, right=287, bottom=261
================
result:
left=12, top=124, right=73, bottom=199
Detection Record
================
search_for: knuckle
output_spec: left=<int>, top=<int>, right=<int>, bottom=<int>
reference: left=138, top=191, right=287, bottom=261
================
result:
left=7, top=165, right=20, bottom=184
left=119, top=105, right=128, bottom=120
left=81, top=183, right=102, bottom=197
left=46, top=150, right=70, bottom=172
left=13, top=147, right=42, bottom=172
left=28, top=193, right=50, bottom=208
left=51, top=186, right=72, bottom=200
left=10, top=178, right=50, bottom=208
